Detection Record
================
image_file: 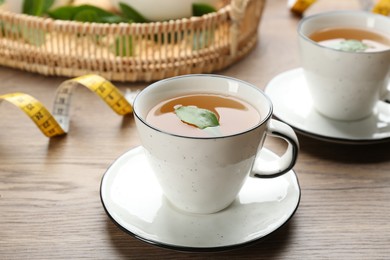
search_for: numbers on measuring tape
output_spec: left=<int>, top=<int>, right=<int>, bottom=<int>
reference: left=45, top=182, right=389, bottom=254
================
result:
left=0, top=74, right=135, bottom=138
left=0, top=92, right=66, bottom=137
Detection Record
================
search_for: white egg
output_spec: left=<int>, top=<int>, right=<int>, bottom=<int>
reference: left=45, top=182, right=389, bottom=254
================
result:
left=110, top=0, right=219, bottom=21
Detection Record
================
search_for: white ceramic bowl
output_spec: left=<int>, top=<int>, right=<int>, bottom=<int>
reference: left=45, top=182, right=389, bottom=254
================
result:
left=110, top=0, right=219, bottom=21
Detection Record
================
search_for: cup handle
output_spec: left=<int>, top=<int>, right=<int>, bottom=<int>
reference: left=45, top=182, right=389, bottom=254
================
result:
left=381, top=89, right=390, bottom=104
left=250, top=119, right=299, bottom=178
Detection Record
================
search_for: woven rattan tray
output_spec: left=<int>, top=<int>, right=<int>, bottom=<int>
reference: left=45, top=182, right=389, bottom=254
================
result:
left=0, top=0, right=265, bottom=82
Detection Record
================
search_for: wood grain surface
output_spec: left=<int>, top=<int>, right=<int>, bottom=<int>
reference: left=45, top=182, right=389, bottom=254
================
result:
left=1, top=1, right=389, bottom=259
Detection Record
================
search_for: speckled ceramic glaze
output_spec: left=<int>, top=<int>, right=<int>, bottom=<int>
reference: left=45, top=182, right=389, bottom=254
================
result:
left=100, top=146, right=301, bottom=251
left=298, top=11, right=390, bottom=121
left=265, top=68, right=390, bottom=144
left=133, top=75, right=299, bottom=214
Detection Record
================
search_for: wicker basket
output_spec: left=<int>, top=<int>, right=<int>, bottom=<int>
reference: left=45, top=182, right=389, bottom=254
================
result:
left=0, top=0, right=265, bottom=82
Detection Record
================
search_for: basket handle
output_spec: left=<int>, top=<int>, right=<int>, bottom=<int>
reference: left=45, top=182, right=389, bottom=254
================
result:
left=229, top=0, right=250, bottom=58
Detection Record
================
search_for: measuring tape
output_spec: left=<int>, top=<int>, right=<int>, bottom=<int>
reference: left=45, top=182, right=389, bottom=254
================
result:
left=288, top=0, right=317, bottom=16
left=288, top=0, right=390, bottom=16
left=0, top=74, right=135, bottom=138
left=372, top=0, right=390, bottom=15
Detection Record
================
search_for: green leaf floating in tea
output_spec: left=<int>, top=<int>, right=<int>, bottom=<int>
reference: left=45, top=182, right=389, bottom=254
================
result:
left=333, top=39, right=369, bottom=52
left=175, top=106, right=219, bottom=129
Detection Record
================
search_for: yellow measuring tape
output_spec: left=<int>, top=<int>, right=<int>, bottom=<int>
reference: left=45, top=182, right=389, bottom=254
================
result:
left=288, top=0, right=390, bottom=16
left=288, top=0, right=317, bottom=16
left=372, top=0, right=390, bottom=15
left=0, top=74, right=135, bottom=138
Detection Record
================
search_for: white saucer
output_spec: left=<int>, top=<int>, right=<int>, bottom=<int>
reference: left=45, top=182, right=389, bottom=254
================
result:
left=100, top=146, right=301, bottom=252
left=265, top=68, right=390, bottom=144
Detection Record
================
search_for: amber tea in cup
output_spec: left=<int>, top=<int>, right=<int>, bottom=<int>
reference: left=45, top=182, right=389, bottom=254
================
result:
left=309, top=27, right=390, bottom=52
left=146, top=93, right=261, bottom=138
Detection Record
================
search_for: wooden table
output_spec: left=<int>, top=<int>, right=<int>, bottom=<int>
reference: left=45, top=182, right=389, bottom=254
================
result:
left=1, top=1, right=389, bottom=259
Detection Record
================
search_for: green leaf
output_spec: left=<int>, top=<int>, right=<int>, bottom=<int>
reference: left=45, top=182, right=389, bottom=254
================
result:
left=175, top=106, right=219, bottom=129
left=23, top=0, right=55, bottom=16
left=21, top=26, right=46, bottom=46
left=73, top=9, right=99, bottom=22
left=48, top=6, right=75, bottom=20
left=192, top=3, right=217, bottom=17
left=119, top=2, right=149, bottom=23
left=112, top=35, right=134, bottom=57
left=332, top=40, right=369, bottom=52
left=48, top=5, right=129, bottom=23
left=193, top=29, right=214, bottom=50
left=0, top=20, right=46, bottom=46
left=0, top=0, right=5, bottom=5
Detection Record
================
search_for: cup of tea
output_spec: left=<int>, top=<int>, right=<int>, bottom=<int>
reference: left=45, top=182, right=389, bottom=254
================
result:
left=133, top=75, right=299, bottom=214
left=298, top=11, right=390, bottom=121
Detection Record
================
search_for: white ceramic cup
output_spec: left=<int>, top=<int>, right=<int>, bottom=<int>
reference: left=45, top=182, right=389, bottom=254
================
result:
left=298, top=11, right=390, bottom=121
left=133, top=75, right=299, bottom=214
